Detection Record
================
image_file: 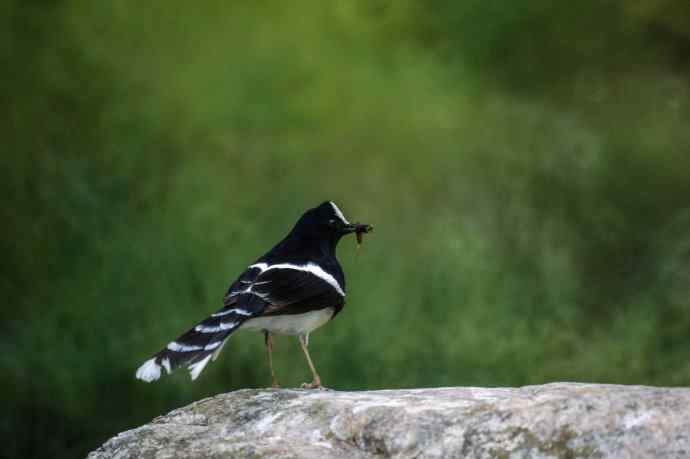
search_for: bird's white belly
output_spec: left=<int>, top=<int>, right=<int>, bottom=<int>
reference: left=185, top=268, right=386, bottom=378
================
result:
left=241, top=307, right=335, bottom=336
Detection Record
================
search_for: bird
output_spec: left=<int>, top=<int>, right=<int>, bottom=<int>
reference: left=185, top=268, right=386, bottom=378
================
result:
left=135, top=201, right=372, bottom=388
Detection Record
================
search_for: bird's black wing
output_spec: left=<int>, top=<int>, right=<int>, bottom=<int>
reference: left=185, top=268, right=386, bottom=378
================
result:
left=237, top=262, right=346, bottom=316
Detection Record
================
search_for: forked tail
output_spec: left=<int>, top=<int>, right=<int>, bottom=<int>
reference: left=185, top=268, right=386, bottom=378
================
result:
left=135, top=307, right=251, bottom=382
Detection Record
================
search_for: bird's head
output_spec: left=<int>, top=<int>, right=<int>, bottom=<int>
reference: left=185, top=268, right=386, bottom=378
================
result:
left=291, top=201, right=373, bottom=245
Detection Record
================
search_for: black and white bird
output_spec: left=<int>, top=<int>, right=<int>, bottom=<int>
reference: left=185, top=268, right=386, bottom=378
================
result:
left=135, top=201, right=372, bottom=388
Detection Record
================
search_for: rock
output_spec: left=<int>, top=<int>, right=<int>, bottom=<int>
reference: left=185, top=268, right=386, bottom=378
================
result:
left=88, top=383, right=690, bottom=458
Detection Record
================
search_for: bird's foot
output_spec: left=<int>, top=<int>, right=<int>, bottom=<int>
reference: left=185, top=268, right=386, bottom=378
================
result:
left=300, top=383, right=331, bottom=390
left=300, top=376, right=323, bottom=389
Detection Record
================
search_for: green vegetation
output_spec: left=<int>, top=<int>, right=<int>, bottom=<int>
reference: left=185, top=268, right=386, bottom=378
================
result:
left=3, top=1, right=690, bottom=458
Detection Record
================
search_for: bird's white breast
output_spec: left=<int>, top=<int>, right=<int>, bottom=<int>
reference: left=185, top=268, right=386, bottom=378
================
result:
left=241, top=307, right=335, bottom=336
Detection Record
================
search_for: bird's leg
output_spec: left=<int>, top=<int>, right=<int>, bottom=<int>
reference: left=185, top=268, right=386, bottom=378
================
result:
left=298, top=334, right=322, bottom=389
left=264, top=331, right=279, bottom=388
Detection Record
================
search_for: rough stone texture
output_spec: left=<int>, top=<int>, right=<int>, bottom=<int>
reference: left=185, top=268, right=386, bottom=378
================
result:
left=88, top=383, right=690, bottom=458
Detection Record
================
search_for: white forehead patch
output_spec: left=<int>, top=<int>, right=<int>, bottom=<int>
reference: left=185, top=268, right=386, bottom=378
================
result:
left=329, top=201, right=350, bottom=225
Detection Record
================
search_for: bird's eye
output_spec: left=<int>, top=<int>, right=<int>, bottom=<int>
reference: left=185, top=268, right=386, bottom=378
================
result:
left=328, top=219, right=337, bottom=226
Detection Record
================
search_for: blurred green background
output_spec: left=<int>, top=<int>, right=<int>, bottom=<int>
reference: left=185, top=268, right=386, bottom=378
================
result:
left=3, top=0, right=690, bottom=457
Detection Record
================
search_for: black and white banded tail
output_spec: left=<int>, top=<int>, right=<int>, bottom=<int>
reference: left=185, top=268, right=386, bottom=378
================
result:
left=135, top=307, right=250, bottom=382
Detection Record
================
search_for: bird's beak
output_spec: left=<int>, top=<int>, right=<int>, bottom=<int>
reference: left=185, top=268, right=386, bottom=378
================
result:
left=343, top=223, right=373, bottom=235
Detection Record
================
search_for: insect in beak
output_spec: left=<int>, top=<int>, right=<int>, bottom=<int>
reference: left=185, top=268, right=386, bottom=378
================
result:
left=352, top=223, right=373, bottom=253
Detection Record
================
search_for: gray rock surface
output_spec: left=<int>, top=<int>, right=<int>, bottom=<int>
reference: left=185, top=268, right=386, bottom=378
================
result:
left=88, top=383, right=690, bottom=458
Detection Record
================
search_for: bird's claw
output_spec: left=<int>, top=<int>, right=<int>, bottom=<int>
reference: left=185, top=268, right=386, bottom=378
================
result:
left=301, top=380, right=328, bottom=390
